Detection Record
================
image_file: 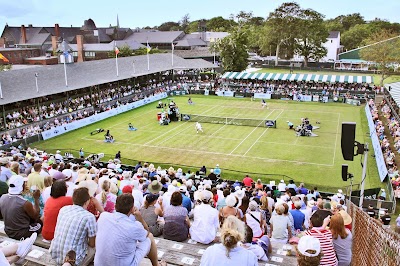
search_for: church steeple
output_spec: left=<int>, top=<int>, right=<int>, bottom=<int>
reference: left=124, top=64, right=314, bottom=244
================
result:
left=117, top=14, right=120, bottom=29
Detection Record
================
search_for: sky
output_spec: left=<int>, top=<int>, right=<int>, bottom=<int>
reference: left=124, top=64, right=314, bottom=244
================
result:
left=0, top=0, right=399, bottom=30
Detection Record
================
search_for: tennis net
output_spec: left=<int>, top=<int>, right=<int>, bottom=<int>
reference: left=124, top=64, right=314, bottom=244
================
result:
left=180, top=114, right=277, bottom=128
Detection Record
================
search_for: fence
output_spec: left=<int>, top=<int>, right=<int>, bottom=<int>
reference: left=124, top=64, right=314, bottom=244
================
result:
left=348, top=201, right=400, bottom=266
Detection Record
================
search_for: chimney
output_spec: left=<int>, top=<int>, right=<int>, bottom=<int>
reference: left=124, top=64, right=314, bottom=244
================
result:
left=76, top=35, right=84, bottom=62
left=55, top=24, right=60, bottom=38
left=21, top=25, right=27, bottom=44
left=0, top=38, right=5, bottom=48
left=51, top=36, right=58, bottom=54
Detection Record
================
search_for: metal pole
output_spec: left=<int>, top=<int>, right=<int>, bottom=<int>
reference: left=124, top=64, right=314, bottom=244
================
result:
left=63, top=56, right=68, bottom=87
left=0, top=81, right=3, bottom=98
left=115, top=53, right=119, bottom=77
left=35, top=74, right=39, bottom=92
left=359, top=143, right=368, bottom=208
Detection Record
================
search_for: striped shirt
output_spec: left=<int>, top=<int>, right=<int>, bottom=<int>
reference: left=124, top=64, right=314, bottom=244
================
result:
left=51, top=205, right=97, bottom=265
left=305, top=228, right=338, bottom=266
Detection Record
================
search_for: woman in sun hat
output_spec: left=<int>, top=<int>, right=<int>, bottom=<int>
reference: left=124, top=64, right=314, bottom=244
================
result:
left=330, top=213, right=352, bottom=266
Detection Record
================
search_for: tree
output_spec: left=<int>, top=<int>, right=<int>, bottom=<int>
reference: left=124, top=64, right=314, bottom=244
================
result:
left=294, top=8, right=328, bottom=66
left=264, top=2, right=303, bottom=66
left=214, top=28, right=248, bottom=71
left=360, top=30, right=400, bottom=86
left=341, top=24, right=372, bottom=50
left=180, top=13, right=190, bottom=32
left=207, top=16, right=235, bottom=32
left=158, top=21, right=180, bottom=31
left=328, top=13, right=365, bottom=31
left=186, top=20, right=200, bottom=33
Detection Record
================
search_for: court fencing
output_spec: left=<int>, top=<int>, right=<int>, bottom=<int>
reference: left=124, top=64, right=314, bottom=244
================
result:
left=348, top=201, right=400, bottom=266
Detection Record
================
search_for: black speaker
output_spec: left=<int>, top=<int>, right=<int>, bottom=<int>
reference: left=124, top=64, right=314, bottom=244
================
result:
left=341, top=122, right=356, bottom=161
left=342, top=164, right=348, bottom=181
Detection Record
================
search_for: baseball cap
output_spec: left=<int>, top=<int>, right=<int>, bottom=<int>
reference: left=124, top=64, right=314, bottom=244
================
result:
left=122, top=185, right=133, bottom=194
left=146, top=193, right=159, bottom=204
left=53, top=171, right=67, bottom=180
left=8, top=175, right=24, bottom=194
left=179, top=185, right=187, bottom=193
left=297, top=236, right=321, bottom=257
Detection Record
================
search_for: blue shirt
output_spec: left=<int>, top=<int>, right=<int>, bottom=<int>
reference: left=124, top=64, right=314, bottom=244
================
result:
left=289, top=209, right=305, bottom=231
left=181, top=193, right=192, bottom=213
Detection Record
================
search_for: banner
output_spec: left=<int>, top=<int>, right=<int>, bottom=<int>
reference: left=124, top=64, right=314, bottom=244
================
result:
left=253, top=93, right=272, bottom=99
left=365, top=104, right=388, bottom=182
left=216, top=91, right=234, bottom=97
left=42, top=93, right=167, bottom=140
left=346, top=99, right=361, bottom=106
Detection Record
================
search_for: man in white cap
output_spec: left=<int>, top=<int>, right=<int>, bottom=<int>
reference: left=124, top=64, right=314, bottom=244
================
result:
left=131, top=179, right=144, bottom=210
left=296, top=235, right=322, bottom=265
left=331, top=189, right=345, bottom=203
left=62, top=169, right=76, bottom=197
left=213, top=164, right=221, bottom=177
left=0, top=175, right=42, bottom=240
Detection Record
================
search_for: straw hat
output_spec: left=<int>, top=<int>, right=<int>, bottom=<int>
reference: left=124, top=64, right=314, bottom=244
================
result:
left=338, top=210, right=352, bottom=225
left=77, top=180, right=98, bottom=196
left=148, top=180, right=162, bottom=194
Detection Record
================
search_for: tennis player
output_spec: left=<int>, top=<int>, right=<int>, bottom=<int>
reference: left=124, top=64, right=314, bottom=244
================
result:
left=195, top=122, right=203, bottom=133
left=261, top=99, right=267, bottom=108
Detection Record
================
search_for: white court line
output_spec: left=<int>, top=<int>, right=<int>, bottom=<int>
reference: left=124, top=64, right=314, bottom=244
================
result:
left=293, top=134, right=300, bottom=145
left=332, top=113, right=341, bottom=165
left=243, top=109, right=284, bottom=156
left=81, top=137, right=333, bottom=166
left=229, top=110, right=275, bottom=155
left=257, top=140, right=334, bottom=149
left=144, top=105, right=219, bottom=145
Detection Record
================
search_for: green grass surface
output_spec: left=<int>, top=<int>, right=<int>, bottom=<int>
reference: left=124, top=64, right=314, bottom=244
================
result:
left=254, top=68, right=400, bottom=85
left=31, top=95, right=383, bottom=192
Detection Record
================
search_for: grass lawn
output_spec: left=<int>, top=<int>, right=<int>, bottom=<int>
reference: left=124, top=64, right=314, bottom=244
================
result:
left=31, top=95, right=383, bottom=192
left=254, top=67, right=400, bottom=85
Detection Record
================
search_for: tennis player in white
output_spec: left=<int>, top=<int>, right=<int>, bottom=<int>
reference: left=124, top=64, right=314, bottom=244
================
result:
left=195, top=122, right=203, bottom=133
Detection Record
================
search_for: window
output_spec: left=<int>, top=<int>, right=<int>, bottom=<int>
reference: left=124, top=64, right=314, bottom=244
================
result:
left=72, top=52, right=78, bottom=57
left=85, top=51, right=95, bottom=57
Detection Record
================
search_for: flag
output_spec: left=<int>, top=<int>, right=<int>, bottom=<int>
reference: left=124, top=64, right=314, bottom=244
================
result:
left=0, top=53, right=9, bottom=63
left=115, top=46, right=120, bottom=55
left=146, top=40, right=151, bottom=53
left=172, top=42, right=175, bottom=51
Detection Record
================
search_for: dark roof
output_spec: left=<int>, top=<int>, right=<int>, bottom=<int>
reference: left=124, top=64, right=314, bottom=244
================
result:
left=328, top=31, right=340, bottom=39
left=0, top=54, right=216, bottom=105
left=125, top=31, right=184, bottom=44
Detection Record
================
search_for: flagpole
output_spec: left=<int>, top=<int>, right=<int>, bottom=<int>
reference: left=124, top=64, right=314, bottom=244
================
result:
left=171, top=42, right=174, bottom=67
left=0, top=81, right=3, bottom=99
left=116, top=53, right=119, bottom=77
left=147, top=38, right=150, bottom=71
left=35, top=73, right=39, bottom=92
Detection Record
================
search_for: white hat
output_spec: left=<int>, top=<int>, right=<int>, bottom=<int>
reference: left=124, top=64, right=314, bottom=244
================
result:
left=280, top=180, right=284, bottom=183
left=298, top=236, right=321, bottom=257
left=225, top=194, right=237, bottom=207
left=235, top=186, right=241, bottom=191
left=216, top=164, right=219, bottom=167
left=62, top=169, right=73, bottom=178
left=200, top=190, right=212, bottom=202
left=56, top=150, right=61, bottom=153
left=381, top=188, right=385, bottom=192
left=179, top=185, right=187, bottom=193
left=338, top=189, right=343, bottom=194
left=307, top=200, right=315, bottom=208
left=8, top=175, right=24, bottom=194
left=235, top=189, right=245, bottom=199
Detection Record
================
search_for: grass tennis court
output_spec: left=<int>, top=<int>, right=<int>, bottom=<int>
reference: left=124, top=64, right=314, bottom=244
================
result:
left=32, top=95, right=382, bottom=191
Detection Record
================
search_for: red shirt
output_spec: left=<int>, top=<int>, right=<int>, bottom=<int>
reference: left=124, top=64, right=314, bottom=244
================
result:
left=42, top=196, right=73, bottom=240
left=243, top=177, right=254, bottom=187
left=305, top=228, right=338, bottom=266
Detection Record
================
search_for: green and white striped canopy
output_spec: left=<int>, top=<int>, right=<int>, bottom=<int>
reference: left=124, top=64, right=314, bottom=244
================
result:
left=221, top=72, right=373, bottom=84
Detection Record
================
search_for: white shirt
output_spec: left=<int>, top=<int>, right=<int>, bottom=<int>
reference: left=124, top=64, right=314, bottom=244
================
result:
left=278, top=182, right=286, bottom=192
left=241, top=243, right=269, bottom=261
left=190, top=203, right=219, bottom=244
left=132, top=189, right=144, bottom=209
left=42, top=186, right=51, bottom=204
left=66, top=181, right=75, bottom=197
left=201, top=244, right=258, bottom=266
left=245, top=211, right=263, bottom=237
left=119, top=179, right=132, bottom=190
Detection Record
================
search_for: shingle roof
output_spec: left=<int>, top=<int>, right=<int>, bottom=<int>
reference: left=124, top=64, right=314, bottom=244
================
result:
left=328, top=31, right=340, bottom=39
left=175, top=38, right=207, bottom=47
left=125, top=31, right=184, bottom=44
left=174, top=48, right=216, bottom=59
left=0, top=54, right=216, bottom=105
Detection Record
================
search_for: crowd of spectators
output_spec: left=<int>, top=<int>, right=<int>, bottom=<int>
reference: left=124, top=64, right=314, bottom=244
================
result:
left=0, top=80, right=180, bottom=146
left=0, top=148, right=360, bottom=266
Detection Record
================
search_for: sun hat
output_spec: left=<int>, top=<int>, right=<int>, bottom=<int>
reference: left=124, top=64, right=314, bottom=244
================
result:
left=249, top=200, right=258, bottom=211
left=0, top=157, right=9, bottom=165
left=8, top=175, right=24, bottom=194
left=53, top=171, right=67, bottom=181
left=148, top=180, right=162, bottom=193
left=77, top=180, right=98, bottom=196
left=338, top=210, right=352, bottom=225
left=225, top=194, right=237, bottom=207
left=297, top=235, right=321, bottom=257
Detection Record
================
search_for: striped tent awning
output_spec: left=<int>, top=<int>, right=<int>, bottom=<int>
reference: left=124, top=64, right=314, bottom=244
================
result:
left=386, top=82, right=400, bottom=107
left=221, top=72, right=374, bottom=84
